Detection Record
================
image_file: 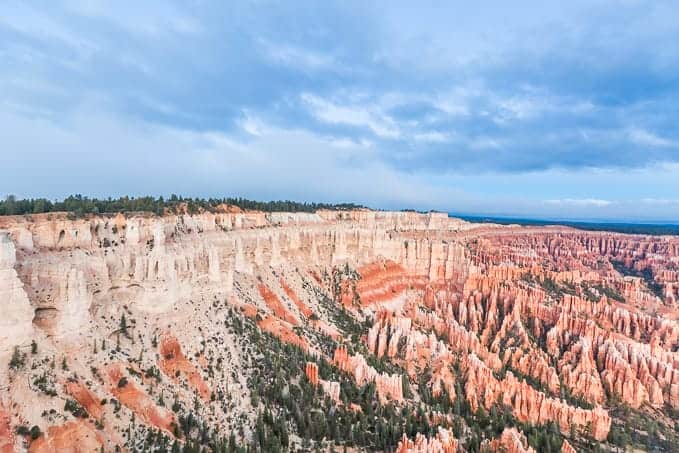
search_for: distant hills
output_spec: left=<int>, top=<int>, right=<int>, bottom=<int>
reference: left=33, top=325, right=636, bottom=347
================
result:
left=455, top=214, right=679, bottom=236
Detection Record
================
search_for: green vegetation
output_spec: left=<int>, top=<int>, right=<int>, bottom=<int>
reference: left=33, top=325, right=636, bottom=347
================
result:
left=523, top=272, right=626, bottom=305
left=0, top=194, right=365, bottom=216
left=521, top=273, right=577, bottom=300
left=32, top=371, right=57, bottom=396
left=612, top=260, right=665, bottom=300
left=307, top=277, right=369, bottom=343
left=581, top=282, right=624, bottom=303
left=9, top=346, right=26, bottom=370
left=238, top=312, right=430, bottom=451
left=606, top=404, right=678, bottom=452
left=16, top=425, right=42, bottom=440
left=64, top=399, right=88, bottom=418
left=540, top=277, right=577, bottom=298
left=120, top=313, right=130, bottom=338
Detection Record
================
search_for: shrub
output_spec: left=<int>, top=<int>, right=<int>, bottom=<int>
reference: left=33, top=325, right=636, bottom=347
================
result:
left=9, top=347, right=25, bottom=370
left=64, top=399, right=88, bottom=418
left=29, top=426, right=42, bottom=440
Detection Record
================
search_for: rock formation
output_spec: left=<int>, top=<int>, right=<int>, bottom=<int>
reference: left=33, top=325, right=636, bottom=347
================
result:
left=158, top=334, right=210, bottom=400
left=305, top=362, right=319, bottom=386
left=396, top=427, right=458, bottom=453
left=561, top=439, right=577, bottom=453
left=0, top=231, right=34, bottom=360
left=482, top=428, right=537, bottom=453
left=27, top=420, right=103, bottom=453
left=0, top=208, right=677, bottom=451
left=333, top=346, right=404, bottom=402
left=464, top=354, right=611, bottom=441
left=559, top=338, right=606, bottom=405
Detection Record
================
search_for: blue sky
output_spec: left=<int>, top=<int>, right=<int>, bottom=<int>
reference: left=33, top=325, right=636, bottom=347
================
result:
left=2, top=1, right=679, bottom=221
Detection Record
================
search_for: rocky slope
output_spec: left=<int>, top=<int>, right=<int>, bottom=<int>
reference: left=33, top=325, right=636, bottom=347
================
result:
left=0, top=209, right=677, bottom=452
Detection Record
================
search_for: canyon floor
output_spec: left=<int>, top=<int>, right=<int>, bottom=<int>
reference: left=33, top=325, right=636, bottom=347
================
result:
left=0, top=208, right=678, bottom=452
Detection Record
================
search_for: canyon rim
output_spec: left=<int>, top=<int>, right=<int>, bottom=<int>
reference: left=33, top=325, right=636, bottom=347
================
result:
left=0, top=206, right=677, bottom=451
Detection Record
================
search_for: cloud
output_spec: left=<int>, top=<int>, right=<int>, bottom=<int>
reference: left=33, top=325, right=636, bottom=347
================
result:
left=628, top=128, right=676, bottom=147
left=300, top=93, right=401, bottom=139
left=640, top=198, right=679, bottom=205
left=237, top=112, right=268, bottom=137
left=0, top=3, right=98, bottom=58
left=259, top=40, right=338, bottom=73
left=412, top=131, right=452, bottom=143
left=0, top=106, right=462, bottom=208
left=545, top=198, right=613, bottom=207
left=2, top=1, right=679, bottom=220
left=63, top=0, right=201, bottom=37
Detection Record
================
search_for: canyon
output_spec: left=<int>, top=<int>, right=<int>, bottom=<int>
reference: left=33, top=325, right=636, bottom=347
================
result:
left=0, top=208, right=678, bottom=452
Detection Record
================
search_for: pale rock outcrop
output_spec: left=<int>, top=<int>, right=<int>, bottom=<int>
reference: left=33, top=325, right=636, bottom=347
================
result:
left=306, top=362, right=344, bottom=404
left=333, top=346, right=403, bottom=402
left=46, top=268, right=91, bottom=341
left=320, top=380, right=341, bottom=403
left=0, top=231, right=35, bottom=359
left=396, top=427, right=458, bottom=453
left=482, top=428, right=537, bottom=453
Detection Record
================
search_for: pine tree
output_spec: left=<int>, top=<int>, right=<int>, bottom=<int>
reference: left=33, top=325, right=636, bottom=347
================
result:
left=9, top=347, right=25, bottom=370
left=120, top=314, right=129, bottom=338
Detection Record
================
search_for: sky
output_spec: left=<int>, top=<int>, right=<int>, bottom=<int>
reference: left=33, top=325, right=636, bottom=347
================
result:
left=2, top=1, right=679, bottom=221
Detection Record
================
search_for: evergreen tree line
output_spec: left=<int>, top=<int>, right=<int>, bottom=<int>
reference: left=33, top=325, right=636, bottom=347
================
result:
left=0, top=194, right=365, bottom=216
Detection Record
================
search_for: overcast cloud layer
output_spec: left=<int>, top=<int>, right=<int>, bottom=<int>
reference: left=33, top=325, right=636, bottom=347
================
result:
left=2, top=1, right=679, bottom=221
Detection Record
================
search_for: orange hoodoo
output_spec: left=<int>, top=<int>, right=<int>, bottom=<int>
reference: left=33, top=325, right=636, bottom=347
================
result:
left=305, top=362, right=319, bottom=386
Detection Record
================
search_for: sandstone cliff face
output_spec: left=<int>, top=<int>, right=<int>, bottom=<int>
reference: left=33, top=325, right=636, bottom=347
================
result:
left=3, top=211, right=473, bottom=330
left=64, top=381, right=103, bottom=420
left=305, top=362, right=319, bottom=386
left=0, top=231, right=35, bottom=360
